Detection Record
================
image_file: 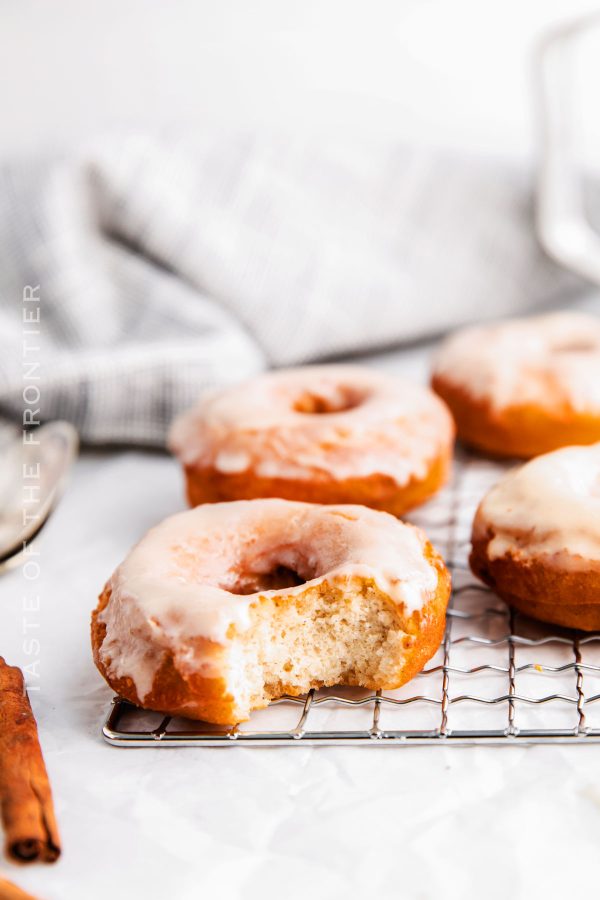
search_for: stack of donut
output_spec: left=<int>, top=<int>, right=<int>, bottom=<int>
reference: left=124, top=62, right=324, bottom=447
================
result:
left=92, top=309, right=600, bottom=725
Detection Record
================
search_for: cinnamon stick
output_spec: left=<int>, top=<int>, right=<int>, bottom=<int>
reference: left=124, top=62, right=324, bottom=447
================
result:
left=0, top=659, right=60, bottom=863
left=0, top=876, right=42, bottom=899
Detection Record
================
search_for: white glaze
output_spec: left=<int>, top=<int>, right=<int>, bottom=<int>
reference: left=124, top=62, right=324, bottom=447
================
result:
left=433, top=311, right=600, bottom=412
left=168, top=365, right=453, bottom=487
left=472, top=443, right=600, bottom=566
left=98, top=499, right=440, bottom=701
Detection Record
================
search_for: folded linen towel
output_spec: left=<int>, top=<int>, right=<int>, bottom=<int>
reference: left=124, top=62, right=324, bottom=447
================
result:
left=0, top=134, right=583, bottom=445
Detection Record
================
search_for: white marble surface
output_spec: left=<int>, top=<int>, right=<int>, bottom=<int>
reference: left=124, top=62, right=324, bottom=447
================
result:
left=2, top=339, right=600, bottom=899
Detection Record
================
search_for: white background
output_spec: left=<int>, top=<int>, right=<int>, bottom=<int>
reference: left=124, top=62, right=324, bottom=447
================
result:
left=1, top=0, right=599, bottom=162
left=3, top=2, right=600, bottom=898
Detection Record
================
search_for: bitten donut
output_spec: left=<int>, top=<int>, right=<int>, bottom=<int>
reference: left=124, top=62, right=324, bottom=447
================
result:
left=169, top=365, right=454, bottom=516
left=431, top=311, right=600, bottom=458
left=470, top=444, right=600, bottom=630
left=92, top=499, right=451, bottom=724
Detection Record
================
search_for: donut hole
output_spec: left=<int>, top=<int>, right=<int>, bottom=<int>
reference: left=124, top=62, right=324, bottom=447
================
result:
left=227, top=565, right=306, bottom=595
left=222, top=544, right=316, bottom=595
left=292, top=385, right=367, bottom=415
left=553, top=338, right=599, bottom=354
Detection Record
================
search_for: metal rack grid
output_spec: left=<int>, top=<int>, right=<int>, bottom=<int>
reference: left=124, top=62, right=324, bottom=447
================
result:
left=102, top=450, right=600, bottom=747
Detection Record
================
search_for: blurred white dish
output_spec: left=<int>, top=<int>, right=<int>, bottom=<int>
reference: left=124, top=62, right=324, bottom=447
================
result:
left=0, top=420, right=78, bottom=571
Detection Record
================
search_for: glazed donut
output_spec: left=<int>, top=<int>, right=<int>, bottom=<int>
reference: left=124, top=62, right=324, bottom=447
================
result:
left=470, top=443, right=600, bottom=630
left=169, top=365, right=454, bottom=516
left=92, top=499, right=451, bottom=724
left=431, top=311, right=600, bottom=458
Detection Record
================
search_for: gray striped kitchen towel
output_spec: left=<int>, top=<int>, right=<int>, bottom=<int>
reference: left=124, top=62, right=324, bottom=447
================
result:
left=0, top=133, right=584, bottom=446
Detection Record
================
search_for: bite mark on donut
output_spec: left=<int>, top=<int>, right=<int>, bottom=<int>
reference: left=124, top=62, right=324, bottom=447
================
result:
left=228, top=580, right=422, bottom=715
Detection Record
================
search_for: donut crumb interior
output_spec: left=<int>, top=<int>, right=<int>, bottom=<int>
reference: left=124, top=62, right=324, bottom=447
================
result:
left=228, top=581, right=409, bottom=719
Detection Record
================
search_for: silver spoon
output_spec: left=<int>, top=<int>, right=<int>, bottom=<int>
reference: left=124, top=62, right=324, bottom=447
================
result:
left=0, top=421, right=78, bottom=571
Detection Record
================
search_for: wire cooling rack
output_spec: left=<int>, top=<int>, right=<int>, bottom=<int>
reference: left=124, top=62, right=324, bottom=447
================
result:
left=103, top=450, right=600, bottom=747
